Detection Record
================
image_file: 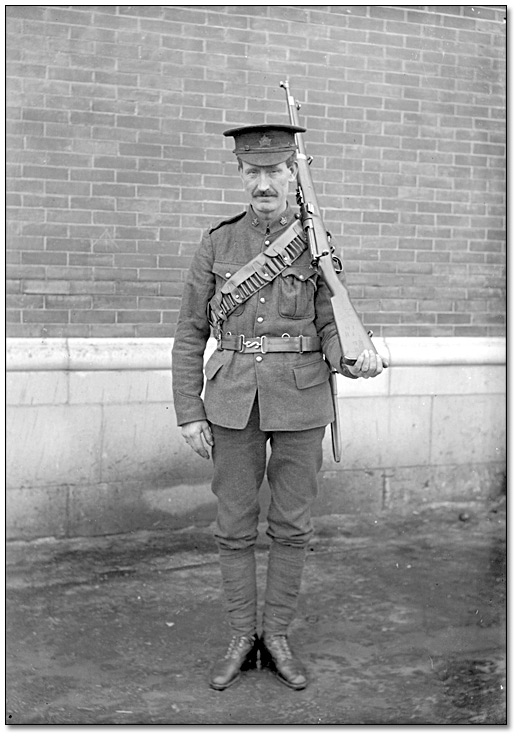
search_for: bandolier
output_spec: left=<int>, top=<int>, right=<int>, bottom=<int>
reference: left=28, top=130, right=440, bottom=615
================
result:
left=207, top=218, right=309, bottom=345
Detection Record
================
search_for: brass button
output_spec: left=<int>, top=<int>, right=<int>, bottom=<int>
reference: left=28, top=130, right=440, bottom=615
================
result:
left=259, top=297, right=266, bottom=304
left=225, top=272, right=231, bottom=278
left=256, top=356, right=263, bottom=362
left=257, top=317, right=264, bottom=323
left=264, top=240, right=270, bottom=246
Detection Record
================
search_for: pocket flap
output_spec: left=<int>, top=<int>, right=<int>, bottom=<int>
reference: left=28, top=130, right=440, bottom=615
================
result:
left=212, top=262, right=243, bottom=280
left=293, top=360, right=330, bottom=389
left=212, top=261, right=252, bottom=297
left=204, top=351, right=225, bottom=380
left=281, top=266, right=318, bottom=282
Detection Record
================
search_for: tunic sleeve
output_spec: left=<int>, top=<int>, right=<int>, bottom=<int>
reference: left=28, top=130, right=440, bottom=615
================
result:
left=171, top=232, right=215, bottom=426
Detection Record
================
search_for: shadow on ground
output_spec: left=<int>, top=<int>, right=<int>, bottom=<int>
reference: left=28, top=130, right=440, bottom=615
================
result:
left=6, top=501, right=506, bottom=726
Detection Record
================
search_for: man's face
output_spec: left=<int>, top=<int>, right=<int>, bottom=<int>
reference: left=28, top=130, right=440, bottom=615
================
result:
left=239, top=161, right=297, bottom=220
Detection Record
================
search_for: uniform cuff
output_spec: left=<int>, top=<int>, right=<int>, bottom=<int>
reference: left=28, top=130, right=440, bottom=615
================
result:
left=173, top=392, right=208, bottom=427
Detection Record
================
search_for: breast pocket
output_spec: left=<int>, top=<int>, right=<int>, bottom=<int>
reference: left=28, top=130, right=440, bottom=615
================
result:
left=212, top=262, right=245, bottom=316
left=278, top=266, right=319, bottom=319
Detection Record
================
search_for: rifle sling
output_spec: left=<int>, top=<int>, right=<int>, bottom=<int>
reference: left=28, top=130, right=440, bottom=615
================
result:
left=208, top=219, right=309, bottom=328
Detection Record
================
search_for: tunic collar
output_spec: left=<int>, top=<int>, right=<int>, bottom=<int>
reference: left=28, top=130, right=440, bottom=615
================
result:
left=248, top=203, right=296, bottom=234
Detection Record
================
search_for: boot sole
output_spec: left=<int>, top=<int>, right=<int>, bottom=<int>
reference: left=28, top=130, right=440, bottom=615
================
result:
left=209, top=673, right=240, bottom=691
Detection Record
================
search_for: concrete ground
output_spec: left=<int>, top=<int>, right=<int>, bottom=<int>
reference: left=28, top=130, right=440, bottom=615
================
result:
left=6, top=500, right=506, bottom=727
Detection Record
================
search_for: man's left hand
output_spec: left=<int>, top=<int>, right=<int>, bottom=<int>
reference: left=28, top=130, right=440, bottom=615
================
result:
left=340, top=349, right=388, bottom=379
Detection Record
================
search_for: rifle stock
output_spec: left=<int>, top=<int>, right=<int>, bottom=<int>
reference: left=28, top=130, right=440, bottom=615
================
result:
left=320, top=253, right=378, bottom=361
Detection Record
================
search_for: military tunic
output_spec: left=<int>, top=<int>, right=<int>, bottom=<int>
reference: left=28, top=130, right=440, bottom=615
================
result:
left=172, top=203, right=343, bottom=432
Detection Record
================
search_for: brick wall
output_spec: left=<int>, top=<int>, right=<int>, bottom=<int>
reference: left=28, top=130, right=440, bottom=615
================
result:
left=6, top=5, right=506, bottom=339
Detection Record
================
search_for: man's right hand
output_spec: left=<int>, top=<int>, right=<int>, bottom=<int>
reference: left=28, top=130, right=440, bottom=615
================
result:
left=340, top=349, right=388, bottom=379
left=181, top=420, right=214, bottom=459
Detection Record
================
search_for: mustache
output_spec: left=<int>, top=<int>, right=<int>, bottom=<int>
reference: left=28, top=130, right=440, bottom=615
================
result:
left=252, top=188, right=277, bottom=197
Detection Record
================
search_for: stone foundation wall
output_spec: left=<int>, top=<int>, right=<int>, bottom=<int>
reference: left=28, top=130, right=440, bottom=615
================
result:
left=6, top=337, right=505, bottom=540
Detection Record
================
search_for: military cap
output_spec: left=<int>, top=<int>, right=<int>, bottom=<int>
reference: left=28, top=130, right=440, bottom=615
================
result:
left=223, top=123, right=306, bottom=166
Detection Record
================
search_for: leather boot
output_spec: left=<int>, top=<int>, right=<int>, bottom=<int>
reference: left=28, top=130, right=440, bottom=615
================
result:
left=259, top=634, right=307, bottom=690
left=209, top=634, right=259, bottom=690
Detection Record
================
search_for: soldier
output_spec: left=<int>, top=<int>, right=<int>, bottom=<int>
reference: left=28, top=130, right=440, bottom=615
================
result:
left=172, top=123, right=385, bottom=691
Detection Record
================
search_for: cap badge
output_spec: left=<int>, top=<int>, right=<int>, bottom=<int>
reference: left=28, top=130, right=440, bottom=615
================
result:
left=259, top=134, right=272, bottom=148
left=280, top=216, right=288, bottom=225
left=252, top=217, right=259, bottom=227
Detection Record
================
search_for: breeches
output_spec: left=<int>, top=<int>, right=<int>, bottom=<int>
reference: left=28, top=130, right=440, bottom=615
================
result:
left=210, top=398, right=326, bottom=550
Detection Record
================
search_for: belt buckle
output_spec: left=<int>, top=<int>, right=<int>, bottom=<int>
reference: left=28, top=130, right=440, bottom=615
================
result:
left=240, top=335, right=267, bottom=353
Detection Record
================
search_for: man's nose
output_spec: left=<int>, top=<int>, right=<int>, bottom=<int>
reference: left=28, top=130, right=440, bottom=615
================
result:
left=257, top=172, right=271, bottom=191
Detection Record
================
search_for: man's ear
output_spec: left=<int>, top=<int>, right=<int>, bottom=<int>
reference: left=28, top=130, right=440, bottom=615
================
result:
left=288, top=162, right=298, bottom=181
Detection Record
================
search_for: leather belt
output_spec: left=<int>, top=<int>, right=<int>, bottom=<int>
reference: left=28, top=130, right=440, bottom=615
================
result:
left=219, top=334, right=321, bottom=354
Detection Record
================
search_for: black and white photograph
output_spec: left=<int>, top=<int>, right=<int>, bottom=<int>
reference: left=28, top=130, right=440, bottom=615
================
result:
left=5, top=3, right=507, bottom=728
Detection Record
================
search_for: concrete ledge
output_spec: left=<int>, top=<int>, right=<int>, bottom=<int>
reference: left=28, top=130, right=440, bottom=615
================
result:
left=6, top=336, right=506, bottom=372
left=6, top=338, right=175, bottom=372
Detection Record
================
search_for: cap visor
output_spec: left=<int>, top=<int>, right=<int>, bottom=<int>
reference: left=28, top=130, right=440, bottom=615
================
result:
left=238, top=151, right=294, bottom=166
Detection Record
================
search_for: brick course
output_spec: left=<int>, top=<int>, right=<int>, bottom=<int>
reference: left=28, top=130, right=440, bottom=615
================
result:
left=6, top=4, right=506, bottom=338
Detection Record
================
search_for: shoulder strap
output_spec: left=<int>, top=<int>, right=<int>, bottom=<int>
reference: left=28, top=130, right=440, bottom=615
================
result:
left=208, top=211, right=246, bottom=235
left=208, top=219, right=309, bottom=330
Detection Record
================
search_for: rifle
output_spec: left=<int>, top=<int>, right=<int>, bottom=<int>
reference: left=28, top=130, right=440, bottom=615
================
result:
left=280, top=80, right=380, bottom=366
left=281, top=80, right=388, bottom=463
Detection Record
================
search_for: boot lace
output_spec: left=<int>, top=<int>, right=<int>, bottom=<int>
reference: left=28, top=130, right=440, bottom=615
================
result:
left=224, top=634, right=254, bottom=659
left=265, top=635, right=293, bottom=661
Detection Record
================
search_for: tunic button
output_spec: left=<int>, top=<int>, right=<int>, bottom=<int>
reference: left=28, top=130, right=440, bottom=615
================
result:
left=264, top=240, right=270, bottom=246
left=259, top=297, right=266, bottom=303
left=256, top=356, right=263, bottom=362
left=257, top=317, right=264, bottom=323
left=225, top=272, right=231, bottom=278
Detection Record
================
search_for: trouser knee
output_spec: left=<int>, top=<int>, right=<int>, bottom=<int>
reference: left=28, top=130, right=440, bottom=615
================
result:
left=267, top=530, right=312, bottom=549
left=215, top=535, right=257, bottom=552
